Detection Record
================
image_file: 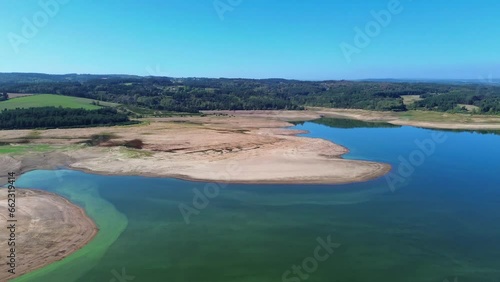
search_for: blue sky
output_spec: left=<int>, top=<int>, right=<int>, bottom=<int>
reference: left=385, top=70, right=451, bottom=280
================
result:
left=0, top=0, right=499, bottom=80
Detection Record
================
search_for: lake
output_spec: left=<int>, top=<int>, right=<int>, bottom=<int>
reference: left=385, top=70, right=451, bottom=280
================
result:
left=13, top=119, right=500, bottom=282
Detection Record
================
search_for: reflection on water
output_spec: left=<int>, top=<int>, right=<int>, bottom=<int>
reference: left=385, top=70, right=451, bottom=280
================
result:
left=308, top=117, right=400, bottom=129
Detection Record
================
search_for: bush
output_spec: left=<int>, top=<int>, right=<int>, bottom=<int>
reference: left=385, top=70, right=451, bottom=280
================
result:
left=124, top=139, right=144, bottom=149
left=83, top=133, right=118, bottom=146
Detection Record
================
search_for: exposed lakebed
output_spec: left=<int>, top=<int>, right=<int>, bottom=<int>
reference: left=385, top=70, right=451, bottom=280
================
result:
left=13, top=119, right=500, bottom=282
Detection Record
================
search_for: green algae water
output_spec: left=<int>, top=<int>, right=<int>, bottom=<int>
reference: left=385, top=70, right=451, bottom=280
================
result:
left=11, top=121, right=500, bottom=282
left=13, top=171, right=128, bottom=282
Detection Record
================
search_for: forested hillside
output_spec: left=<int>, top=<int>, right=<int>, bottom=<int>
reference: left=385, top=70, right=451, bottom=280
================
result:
left=1, top=74, right=499, bottom=114
left=0, top=107, right=132, bottom=129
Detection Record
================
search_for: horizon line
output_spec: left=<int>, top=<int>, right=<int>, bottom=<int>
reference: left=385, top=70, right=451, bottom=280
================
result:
left=0, top=72, right=499, bottom=83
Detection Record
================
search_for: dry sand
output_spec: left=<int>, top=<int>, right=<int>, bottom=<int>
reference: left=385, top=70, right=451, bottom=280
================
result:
left=3, top=109, right=498, bottom=185
left=0, top=114, right=391, bottom=185
left=0, top=189, right=97, bottom=281
left=310, top=108, right=500, bottom=130
left=0, top=152, right=79, bottom=185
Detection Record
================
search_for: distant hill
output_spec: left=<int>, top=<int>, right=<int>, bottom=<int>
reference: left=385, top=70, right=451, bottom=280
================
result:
left=359, top=78, right=500, bottom=85
left=1, top=72, right=499, bottom=114
left=0, top=73, right=141, bottom=84
left=2, top=72, right=499, bottom=85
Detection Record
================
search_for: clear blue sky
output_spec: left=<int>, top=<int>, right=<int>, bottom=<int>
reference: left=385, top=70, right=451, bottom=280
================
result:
left=1, top=0, right=499, bottom=80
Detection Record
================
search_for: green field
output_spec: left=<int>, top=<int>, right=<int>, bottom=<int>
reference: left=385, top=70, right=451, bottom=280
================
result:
left=402, top=95, right=423, bottom=106
left=0, top=94, right=118, bottom=110
left=0, top=144, right=54, bottom=154
left=396, top=110, right=500, bottom=123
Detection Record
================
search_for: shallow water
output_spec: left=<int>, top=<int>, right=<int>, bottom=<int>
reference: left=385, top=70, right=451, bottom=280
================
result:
left=12, top=121, right=500, bottom=282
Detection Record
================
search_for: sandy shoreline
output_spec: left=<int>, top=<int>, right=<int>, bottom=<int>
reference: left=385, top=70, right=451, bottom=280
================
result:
left=68, top=157, right=391, bottom=185
left=1, top=109, right=497, bottom=278
left=3, top=108, right=498, bottom=186
left=0, top=112, right=392, bottom=278
left=0, top=112, right=392, bottom=185
left=309, top=108, right=500, bottom=130
left=0, top=189, right=98, bottom=281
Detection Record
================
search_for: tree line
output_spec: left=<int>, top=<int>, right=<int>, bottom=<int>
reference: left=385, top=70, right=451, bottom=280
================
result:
left=410, top=89, right=500, bottom=114
left=1, top=76, right=499, bottom=114
left=0, top=107, right=132, bottom=129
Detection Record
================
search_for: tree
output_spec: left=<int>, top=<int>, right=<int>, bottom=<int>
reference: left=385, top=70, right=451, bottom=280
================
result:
left=0, top=92, right=8, bottom=101
left=0, top=107, right=133, bottom=129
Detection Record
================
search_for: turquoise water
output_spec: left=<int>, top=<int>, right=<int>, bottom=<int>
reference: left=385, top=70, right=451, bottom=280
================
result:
left=12, top=120, right=500, bottom=282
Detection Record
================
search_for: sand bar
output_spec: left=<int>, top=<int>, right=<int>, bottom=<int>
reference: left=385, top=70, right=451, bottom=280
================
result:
left=0, top=189, right=97, bottom=281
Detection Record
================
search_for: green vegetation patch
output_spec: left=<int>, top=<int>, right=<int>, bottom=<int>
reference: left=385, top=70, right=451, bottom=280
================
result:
left=396, top=110, right=475, bottom=123
left=0, top=144, right=54, bottom=155
left=82, top=133, right=120, bottom=146
left=3, top=77, right=500, bottom=115
left=0, top=94, right=117, bottom=110
left=0, top=107, right=133, bottom=130
left=457, top=104, right=480, bottom=112
left=402, top=95, right=423, bottom=106
left=82, top=135, right=145, bottom=150
left=24, top=130, right=42, bottom=140
left=119, top=147, right=154, bottom=158
left=120, top=105, right=202, bottom=118
left=123, top=139, right=144, bottom=149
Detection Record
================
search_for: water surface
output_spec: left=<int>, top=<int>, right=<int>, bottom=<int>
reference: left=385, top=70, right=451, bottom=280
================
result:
left=13, top=121, right=500, bottom=282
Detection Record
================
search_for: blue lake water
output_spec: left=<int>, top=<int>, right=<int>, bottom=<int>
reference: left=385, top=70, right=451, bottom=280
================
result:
left=12, top=119, right=500, bottom=282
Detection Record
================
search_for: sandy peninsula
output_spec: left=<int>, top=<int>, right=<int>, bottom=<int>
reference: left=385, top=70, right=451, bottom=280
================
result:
left=3, top=108, right=498, bottom=185
left=0, top=112, right=391, bottom=278
left=0, top=189, right=97, bottom=281
left=0, top=112, right=391, bottom=185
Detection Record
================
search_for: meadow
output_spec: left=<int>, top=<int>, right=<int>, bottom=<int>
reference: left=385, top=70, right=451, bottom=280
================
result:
left=0, top=144, right=54, bottom=154
left=0, top=94, right=117, bottom=111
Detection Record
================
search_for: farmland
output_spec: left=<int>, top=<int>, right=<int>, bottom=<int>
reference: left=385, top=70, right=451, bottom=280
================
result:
left=0, top=94, right=118, bottom=111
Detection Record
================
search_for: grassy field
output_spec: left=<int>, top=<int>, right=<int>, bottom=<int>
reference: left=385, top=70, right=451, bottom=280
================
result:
left=397, top=110, right=500, bottom=123
left=311, top=107, right=500, bottom=126
left=0, top=144, right=54, bottom=155
left=457, top=104, right=480, bottom=112
left=0, top=94, right=118, bottom=110
left=402, top=95, right=423, bottom=106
